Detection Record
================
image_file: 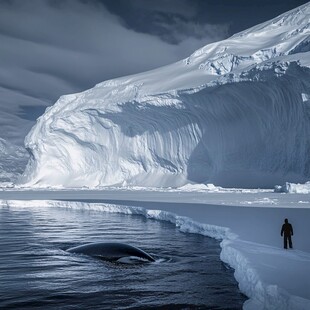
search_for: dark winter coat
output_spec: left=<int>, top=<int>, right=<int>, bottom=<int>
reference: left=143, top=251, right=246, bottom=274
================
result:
left=281, top=223, right=293, bottom=236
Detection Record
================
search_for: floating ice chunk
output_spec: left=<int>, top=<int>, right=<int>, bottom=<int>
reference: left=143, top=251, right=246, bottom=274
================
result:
left=177, top=183, right=223, bottom=192
left=301, top=93, right=310, bottom=102
left=275, top=181, right=310, bottom=194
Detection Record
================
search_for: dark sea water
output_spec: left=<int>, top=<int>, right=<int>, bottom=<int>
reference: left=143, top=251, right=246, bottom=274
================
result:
left=0, top=205, right=247, bottom=309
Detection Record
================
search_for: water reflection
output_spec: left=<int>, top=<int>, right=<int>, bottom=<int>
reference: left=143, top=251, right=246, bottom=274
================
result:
left=0, top=205, right=246, bottom=309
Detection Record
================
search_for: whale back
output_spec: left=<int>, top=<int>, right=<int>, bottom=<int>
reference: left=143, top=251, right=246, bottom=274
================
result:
left=67, top=242, right=155, bottom=262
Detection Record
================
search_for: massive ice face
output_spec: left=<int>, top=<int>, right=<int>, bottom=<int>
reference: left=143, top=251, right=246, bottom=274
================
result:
left=20, top=3, right=310, bottom=188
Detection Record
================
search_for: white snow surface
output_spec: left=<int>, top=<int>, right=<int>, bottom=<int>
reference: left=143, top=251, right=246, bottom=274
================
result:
left=1, top=189, right=309, bottom=309
left=19, top=3, right=310, bottom=189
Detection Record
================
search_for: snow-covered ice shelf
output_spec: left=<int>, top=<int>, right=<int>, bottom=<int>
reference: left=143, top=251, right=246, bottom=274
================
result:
left=1, top=189, right=309, bottom=309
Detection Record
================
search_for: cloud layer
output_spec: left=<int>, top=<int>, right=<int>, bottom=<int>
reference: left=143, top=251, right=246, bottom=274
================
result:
left=0, top=0, right=228, bottom=145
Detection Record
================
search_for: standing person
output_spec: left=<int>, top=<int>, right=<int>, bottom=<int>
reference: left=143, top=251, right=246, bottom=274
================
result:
left=281, top=218, right=293, bottom=249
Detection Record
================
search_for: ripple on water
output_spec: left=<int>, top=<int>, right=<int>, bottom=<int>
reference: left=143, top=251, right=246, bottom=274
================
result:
left=0, top=205, right=247, bottom=309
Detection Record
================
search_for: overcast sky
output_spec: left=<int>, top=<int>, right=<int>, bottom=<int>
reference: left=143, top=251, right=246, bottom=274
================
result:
left=0, top=0, right=308, bottom=145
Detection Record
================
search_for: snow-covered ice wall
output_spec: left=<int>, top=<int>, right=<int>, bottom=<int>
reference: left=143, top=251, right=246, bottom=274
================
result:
left=21, top=3, right=310, bottom=188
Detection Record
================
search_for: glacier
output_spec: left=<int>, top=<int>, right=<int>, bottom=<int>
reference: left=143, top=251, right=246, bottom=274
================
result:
left=20, top=3, right=310, bottom=188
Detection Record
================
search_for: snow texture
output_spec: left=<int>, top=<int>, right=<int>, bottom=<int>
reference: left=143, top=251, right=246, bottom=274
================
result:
left=0, top=138, right=28, bottom=185
left=1, top=197, right=309, bottom=310
left=21, top=3, right=310, bottom=188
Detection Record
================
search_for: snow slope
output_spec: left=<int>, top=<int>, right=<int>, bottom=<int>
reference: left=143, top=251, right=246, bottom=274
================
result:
left=0, top=138, right=28, bottom=185
left=21, top=3, right=310, bottom=188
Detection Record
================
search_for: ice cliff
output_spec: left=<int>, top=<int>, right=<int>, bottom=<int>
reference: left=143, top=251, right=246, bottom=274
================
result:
left=21, top=3, right=310, bottom=188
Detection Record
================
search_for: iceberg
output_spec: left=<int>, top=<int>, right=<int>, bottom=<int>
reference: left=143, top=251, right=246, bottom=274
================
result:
left=275, top=181, right=310, bottom=194
left=20, top=3, right=310, bottom=188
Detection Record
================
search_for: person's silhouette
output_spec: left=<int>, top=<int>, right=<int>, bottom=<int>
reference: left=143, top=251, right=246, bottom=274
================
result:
left=281, top=218, right=293, bottom=249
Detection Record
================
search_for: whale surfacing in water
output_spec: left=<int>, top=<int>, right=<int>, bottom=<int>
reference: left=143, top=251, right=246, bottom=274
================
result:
left=67, top=242, right=155, bottom=262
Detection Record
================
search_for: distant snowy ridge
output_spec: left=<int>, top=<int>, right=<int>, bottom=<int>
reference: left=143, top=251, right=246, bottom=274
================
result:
left=0, top=138, right=28, bottom=185
left=1, top=199, right=309, bottom=310
left=21, top=3, right=310, bottom=188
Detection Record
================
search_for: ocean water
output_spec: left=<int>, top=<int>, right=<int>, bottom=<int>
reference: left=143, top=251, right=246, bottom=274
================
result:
left=0, top=205, right=246, bottom=309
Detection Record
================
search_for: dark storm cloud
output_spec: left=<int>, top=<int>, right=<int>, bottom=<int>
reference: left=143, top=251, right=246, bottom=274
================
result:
left=102, top=0, right=228, bottom=44
left=193, top=0, right=309, bottom=35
